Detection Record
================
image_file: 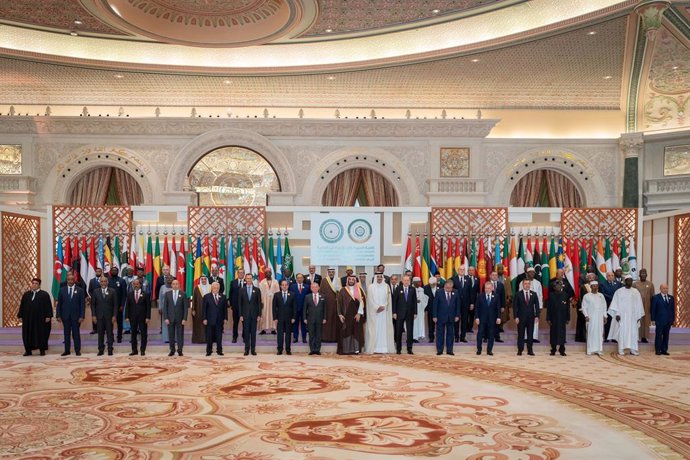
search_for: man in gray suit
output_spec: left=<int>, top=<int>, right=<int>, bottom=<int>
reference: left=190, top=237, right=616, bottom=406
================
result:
left=304, top=281, right=326, bottom=355
left=162, top=279, right=188, bottom=357
left=92, top=276, right=117, bottom=356
left=239, top=273, right=262, bottom=356
left=56, top=272, right=86, bottom=356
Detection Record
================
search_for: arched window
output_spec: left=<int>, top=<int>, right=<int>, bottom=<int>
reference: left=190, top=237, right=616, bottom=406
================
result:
left=188, top=146, right=280, bottom=206
left=510, top=169, right=583, bottom=207
left=69, top=167, right=143, bottom=205
left=322, top=168, right=399, bottom=206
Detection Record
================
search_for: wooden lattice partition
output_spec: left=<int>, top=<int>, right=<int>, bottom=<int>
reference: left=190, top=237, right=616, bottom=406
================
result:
left=2, top=212, right=41, bottom=327
left=674, top=214, right=690, bottom=328
left=430, top=207, right=508, bottom=236
left=53, top=205, right=132, bottom=242
left=187, top=206, right=265, bottom=235
left=561, top=208, right=638, bottom=239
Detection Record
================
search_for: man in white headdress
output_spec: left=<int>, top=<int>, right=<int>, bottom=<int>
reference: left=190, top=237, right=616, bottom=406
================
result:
left=365, top=273, right=395, bottom=353
left=259, top=268, right=280, bottom=334
left=607, top=274, right=645, bottom=355
left=412, top=277, right=428, bottom=341
left=581, top=281, right=607, bottom=356
left=191, top=275, right=211, bottom=344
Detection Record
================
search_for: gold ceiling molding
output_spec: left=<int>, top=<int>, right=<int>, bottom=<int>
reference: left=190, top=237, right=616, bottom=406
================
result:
left=0, top=0, right=634, bottom=73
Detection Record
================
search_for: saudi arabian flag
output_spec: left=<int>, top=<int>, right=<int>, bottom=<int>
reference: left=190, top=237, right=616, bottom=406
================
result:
left=113, top=235, right=121, bottom=271
left=628, top=237, right=638, bottom=280
left=469, top=237, right=477, bottom=268
left=620, top=237, right=629, bottom=275
left=282, top=235, right=293, bottom=280
left=421, top=235, right=430, bottom=285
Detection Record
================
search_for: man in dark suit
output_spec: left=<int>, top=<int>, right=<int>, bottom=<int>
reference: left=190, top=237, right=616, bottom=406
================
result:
left=92, top=276, right=117, bottom=356
left=209, top=267, right=225, bottom=294
left=290, top=274, right=309, bottom=344
left=651, top=284, right=675, bottom=355
left=273, top=279, right=296, bottom=355
left=451, top=267, right=470, bottom=343
left=513, top=278, right=540, bottom=356
left=127, top=278, right=151, bottom=356
left=305, top=265, right=322, bottom=286
left=433, top=279, right=460, bottom=356
left=108, top=266, right=127, bottom=343
left=392, top=275, right=417, bottom=354
left=228, top=269, right=246, bottom=343
left=161, top=279, right=188, bottom=356
left=371, top=264, right=391, bottom=285
left=239, top=273, right=263, bottom=356
left=304, top=282, right=326, bottom=355
left=423, top=277, right=440, bottom=343
left=466, top=266, right=480, bottom=333
left=600, top=271, right=622, bottom=342
left=475, top=281, right=501, bottom=355
left=488, top=272, right=506, bottom=342
left=87, top=267, right=103, bottom=334
left=56, top=272, right=86, bottom=356
left=202, top=281, right=227, bottom=356
left=340, top=267, right=354, bottom=288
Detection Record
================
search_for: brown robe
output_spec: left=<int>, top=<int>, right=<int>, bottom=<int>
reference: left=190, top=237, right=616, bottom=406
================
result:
left=320, top=277, right=340, bottom=342
left=336, top=286, right=365, bottom=355
left=633, top=280, right=654, bottom=340
left=191, top=286, right=208, bottom=344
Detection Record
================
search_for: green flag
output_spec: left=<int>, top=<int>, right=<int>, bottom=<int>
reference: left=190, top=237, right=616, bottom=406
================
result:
left=219, top=235, right=227, bottom=286
left=146, top=236, right=154, bottom=288
left=604, top=238, right=612, bottom=273
left=282, top=235, right=293, bottom=279
left=541, top=241, right=550, bottom=295
left=620, top=237, right=629, bottom=274
left=469, top=237, right=477, bottom=267
left=267, top=233, right=276, bottom=276
left=186, top=236, right=193, bottom=297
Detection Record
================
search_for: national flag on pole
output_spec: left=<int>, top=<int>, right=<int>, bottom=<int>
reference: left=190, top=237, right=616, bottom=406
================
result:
left=421, top=234, right=430, bottom=285
left=541, top=237, right=550, bottom=300
left=404, top=233, right=413, bottom=273
left=219, top=235, right=226, bottom=281
left=477, top=238, right=487, bottom=290
left=439, top=235, right=446, bottom=281
left=97, top=235, right=104, bottom=271
left=533, top=238, right=542, bottom=279
left=494, top=239, right=502, bottom=272
left=153, top=235, right=161, bottom=284
left=186, top=236, right=194, bottom=296
left=563, top=238, right=574, bottom=290
left=258, top=235, right=267, bottom=281
left=104, top=237, right=113, bottom=272
left=275, top=234, right=283, bottom=281
left=524, top=237, right=533, bottom=267
left=177, top=236, right=186, bottom=288
left=463, top=238, right=469, bottom=273
left=211, top=236, right=218, bottom=271
left=453, top=237, right=461, bottom=277
left=579, top=239, right=589, bottom=275
left=429, top=235, right=439, bottom=277
left=89, top=236, right=98, bottom=281
left=234, top=236, right=243, bottom=276
left=168, top=236, right=176, bottom=277
left=162, top=235, right=170, bottom=272
left=628, top=237, right=638, bottom=280
left=469, top=237, right=477, bottom=268
left=80, top=236, right=92, bottom=287
left=283, top=234, right=293, bottom=279
left=572, top=239, right=580, bottom=298
left=509, top=236, right=518, bottom=293
left=63, top=236, right=72, bottom=274
left=52, top=235, right=66, bottom=299
left=414, top=234, right=422, bottom=279
left=243, top=237, right=251, bottom=278
left=446, top=237, right=455, bottom=280
left=611, top=237, right=620, bottom=271
left=556, top=237, right=565, bottom=271
left=502, top=234, right=510, bottom=277
left=517, top=237, right=525, bottom=279
left=194, top=236, right=203, bottom=288
left=604, top=237, right=612, bottom=274
left=251, top=237, right=259, bottom=280
left=227, top=235, right=234, bottom=286
left=485, top=236, right=494, bottom=277
left=267, top=233, right=276, bottom=277
left=203, top=236, right=211, bottom=277
left=129, top=234, right=138, bottom=271
left=145, top=235, right=154, bottom=291
left=113, top=235, right=121, bottom=271
left=596, top=238, right=607, bottom=283
left=548, top=237, right=557, bottom=279
left=620, top=237, right=629, bottom=275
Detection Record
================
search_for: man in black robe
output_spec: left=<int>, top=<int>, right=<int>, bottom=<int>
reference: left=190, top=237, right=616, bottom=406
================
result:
left=337, top=275, right=365, bottom=355
left=18, top=277, right=53, bottom=356
left=547, top=280, right=571, bottom=356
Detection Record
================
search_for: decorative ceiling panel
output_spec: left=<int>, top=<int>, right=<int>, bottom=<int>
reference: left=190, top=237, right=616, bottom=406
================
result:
left=0, top=17, right=626, bottom=109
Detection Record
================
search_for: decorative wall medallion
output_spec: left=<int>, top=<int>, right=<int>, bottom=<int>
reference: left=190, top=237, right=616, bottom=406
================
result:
left=0, top=144, right=22, bottom=175
left=664, top=144, right=690, bottom=176
left=440, top=147, right=469, bottom=177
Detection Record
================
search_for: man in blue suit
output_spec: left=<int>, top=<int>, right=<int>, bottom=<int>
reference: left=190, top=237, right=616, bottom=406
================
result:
left=475, top=281, right=501, bottom=355
left=450, top=267, right=470, bottom=343
left=433, top=279, right=460, bottom=356
left=56, top=272, right=86, bottom=356
left=202, top=282, right=227, bottom=356
left=290, top=273, right=309, bottom=344
left=651, top=284, right=675, bottom=355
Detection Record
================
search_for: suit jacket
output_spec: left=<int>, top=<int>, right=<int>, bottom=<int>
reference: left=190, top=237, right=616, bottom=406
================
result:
left=433, top=289, right=460, bottom=322
left=450, top=275, right=471, bottom=306
left=289, top=282, right=309, bottom=311
left=107, top=275, right=126, bottom=308
left=208, top=275, right=225, bottom=295
left=91, top=287, right=117, bottom=321
left=239, top=284, right=263, bottom=319
left=423, top=284, right=440, bottom=312
left=475, top=292, right=501, bottom=323
left=651, top=293, right=675, bottom=326
left=202, top=292, right=227, bottom=324
left=487, top=280, right=505, bottom=309
left=513, top=289, right=540, bottom=321
left=304, top=292, right=325, bottom=324
left=127, top=289, right=152, bottom=321
left=161, top=290, right=189, bottom=323
left=87, top=277, right=102, bottom=298
left=600, top=279, right=622, bottom=306
left=392, top=285, right=417, bottom=318
left=305, top=273, right=322, bottom=285
left=229, top=279, right=246, bottom=310
left=467, top=275, right=479, bottom=305
left=272, top=290, right=297, bottom=322
left=56, top=285, right=86, bottom=320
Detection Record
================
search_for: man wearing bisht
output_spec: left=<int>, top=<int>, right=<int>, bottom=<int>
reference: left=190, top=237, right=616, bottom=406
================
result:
left=320, top=267, right=341, bottom=342
left=19, top=277, right=53, bottom=356
left=191, top=275, right=211, bottom=344
left=365, top=273, right=395, bottom=354
left=337, top=274, right=365, bottom=355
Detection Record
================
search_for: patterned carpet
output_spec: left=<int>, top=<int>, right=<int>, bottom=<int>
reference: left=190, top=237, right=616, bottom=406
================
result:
left=1, top=347, right=689, bottom=459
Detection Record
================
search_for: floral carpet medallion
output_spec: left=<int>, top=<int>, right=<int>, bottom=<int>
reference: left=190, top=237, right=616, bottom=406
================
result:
left=0, top=351, right=687, bottom=459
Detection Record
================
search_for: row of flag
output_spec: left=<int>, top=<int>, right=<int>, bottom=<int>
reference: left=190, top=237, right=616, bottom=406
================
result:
left=52, top=233, right=293, bottom=300
left=404, top=233, right=637, bottom=300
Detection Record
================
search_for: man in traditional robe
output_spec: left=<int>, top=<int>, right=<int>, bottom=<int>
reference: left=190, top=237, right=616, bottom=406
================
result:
left=413, top=277, right=428, bottom=342
left=304, top=282, right=326, bottom=355
left=601, top=271, right=622, bottom=342
left=273, top=279, right=296, bottom=355
left=358, top=272, right=368, bottom=291
left=371, top=264, right=391, bottom=285
left=582, top=281, right=607, bottom=355
left=651, top=284, right=675, bottom=356
left=526, top=267, right=544, bottom=342
left=392, top=275, right=417, bottom=354
left=547, top=279, right=570, bottom=356
left=633, top=268, right=655, bottom=344
left=202, top=281, right=227, bottom=356
left=576, top=272, right=596, bottom=342
left=365, top=273, right=395, bottom=354
left=258, top=268, right=279, bottom=334
left=340, top=266, right=354, bottom=288
left=19, top=277, right=53, bottom=356
left=191, top=275, right=211, bottom=344
left=475, top=281, right=500, bottom=356
left=127, top=278, right=151, bottom=356
left=337, top=275, right=365, bottom=355
left=423, top=277, right=439, bottom=343
left=607, top=275, right=645, bottom=356
left=56, top=272, right=85, bottom=356
left=432, top=279, right=460, bottom=355
left=320, top=267, right=341, bottom=342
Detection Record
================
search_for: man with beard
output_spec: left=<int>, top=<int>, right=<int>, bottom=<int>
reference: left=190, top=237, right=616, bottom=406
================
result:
left=107, top=266, right=127, bottom=343
left=320, top=267, right=341, bottom=342
left=547, top=280, right=570, bottom=356
left=337, top=275, right=365, bottom=355
left=633, top=268, right=654, bottom=344
left=191, top=275, right=211, bottom=344
left=19, top=278, right=52, bottom=356
left=607, top=275, right=644, bottom=356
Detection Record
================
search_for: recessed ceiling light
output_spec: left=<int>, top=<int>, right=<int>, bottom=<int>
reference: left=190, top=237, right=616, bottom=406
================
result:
left=74, top=19, right=83, bottom=25
left=326, top=75, right=335, bottom=80
left=587, top=31, right=597, bottom=35
left=432, top=9, right=440, bottom=14
left=325, top=28, right=333, bottom=33
left=223, top=79, right=231, bottom=84
left=471, top=58, right=480, bottom=63
left=69, top=31, right=78, bottom=36
left=672, top=65, right=679, bottom=70
left=114, top=74, right=124, bottom=79
left=603, top=75, right=612, bottom=79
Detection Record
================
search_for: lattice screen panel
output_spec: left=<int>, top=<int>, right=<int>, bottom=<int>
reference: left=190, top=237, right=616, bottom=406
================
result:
left=2, top=213, right=41, bottom=327
left=430, top=207, right=508, bottom=236
left=187, top=206, right=265, bottom=235
left=674, top=214, right=690, bottom=328
left=561, top=208, right=638, bottom=239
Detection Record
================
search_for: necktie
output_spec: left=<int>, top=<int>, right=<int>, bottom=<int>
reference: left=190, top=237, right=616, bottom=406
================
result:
left=664, top=295, right=668, bottom=303
left=299, top=284, right=302, bottom=293
left=214, top=294, right=218, bottom=303
left=461, top=277, right=464, bottom=288
left=313, top=293, right=318, bottom=304
left=493, top=281, right=496, bottom=290
left=135, top=290, right=140, bottom=303
left=247, top=286, right=251, bottom=298
left=404, top=287, right=408, bottom=300
left=446, top=292, right=450, bottom=302
left=69, top=287, right=73, bottom=298
left=103, top=288, right=107, bottom=297
left=486, top=294, right=490, bottom=303
left=173, top=291, right=178, bottom=304
left=283, top=292, right=287, bottom=302
left=525, top=291, right=528, bottom=303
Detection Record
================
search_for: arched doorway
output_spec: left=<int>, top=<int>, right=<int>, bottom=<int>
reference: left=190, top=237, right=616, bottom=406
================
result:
left=188, top=146, right=280, bottom=206
left=510, top=169, right=583, bottom=207
left=322, top=168, right=399, bottom=206
left=69, top=167, right=144, bottom=205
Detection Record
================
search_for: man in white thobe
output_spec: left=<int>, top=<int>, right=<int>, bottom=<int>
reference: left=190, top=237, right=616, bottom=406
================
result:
left=365, top=273, right=395, bottom=354
left=581, top=281, right=607, bottom=356
left=412, top=277, right=428, bottom=341
left=607, top=274, right=645, bottom=356
left=525, top=267, right=543, bottom=342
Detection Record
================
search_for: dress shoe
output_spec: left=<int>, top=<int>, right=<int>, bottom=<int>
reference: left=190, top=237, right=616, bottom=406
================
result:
left=97, top=351, right=104, bottom=356
left=550, top=351, right=556, bottom=356
left=612, top=339, right=618, bottom=344
left=129, top=351, right=138, bottom=356
left=168, top=351, right=175, bottom=356
left=436, top=352, right=443, bottom=355
left=107, top=351, right=113, bottom=356
left=40, top=350, right=46, bottom=356
left=244, top=351, right=249, bottom=356
left=309, top=351, right=315, bottom=355
left=23, top=351, right=32, bottom=356
left=232, top=338, right=238, bottom=343
left=293, top=337, right=298, bottom=343
left=662, top=352, right=670, bottom=355
left=495, top=339, right=504, bottom=343
left=460, top=339, right=468, bottom=343
left=251, top=351, right=257, bottom=356
left=286, top=351, right=292, bottom=355
left=604, top=339, right=610, bottom=343
left=396, top=350, right=401, bottom=355
left=178, top=352, right=184, bottom=357
left=140, top=351, right=145, bottom=356
left=277, top=350, right=283, bottom=355
left=528, top=351, right=535, bottom=356
left=90, top=330, right=97, bottom=335
left=61, top=351, right=71, bottom=356
left=76, top=351, right=81, bottom=356
left=476, top=350, right=481, bottom=355
left=641, top=338, right=648, bottom=343
left=217, top=351, right=224, bottom=356
left=407, top=350, right=413, bottom=355
left=655, top=351, right=662, bottom=355
left=413, top=339, right=419, bottom=343
left=517, top=351, right=522, bottom=356
left=560, top=352, right=567, bottom=356
left=429, top=338, right=435, bottom=343
left=259, top=330, right=266, bottom=335
left=447, top=352, right=455, bottom=356
left=487, top=351, right=494, bottom=356
left=271, top=330, right=277, bottom=335
left=533, top=339, right=540, bottom=343
left=454, top=337, right=459, bottom=343
left=206, top=352, right=212, bottom=356
left=302, top=339, right=307, bottom=343
left=124, top=330, right=130, bottom=334
left=117, top=337, right=122, bottom=343
left=316, top=352, right=322, bottom=355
